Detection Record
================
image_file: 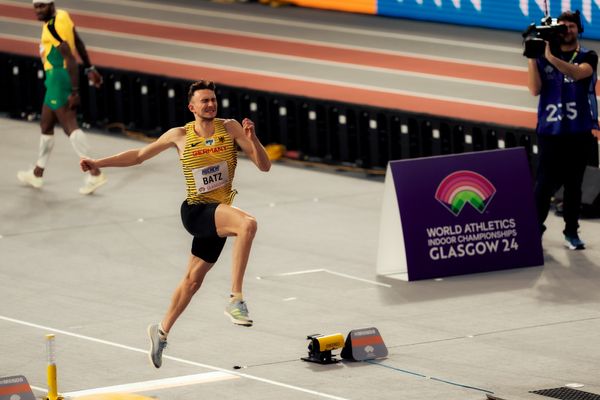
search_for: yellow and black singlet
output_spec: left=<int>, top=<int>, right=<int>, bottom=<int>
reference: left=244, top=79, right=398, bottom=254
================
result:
left=180, top=119, right=238, bottom=205
left=40, top=9, right=76, bottom=71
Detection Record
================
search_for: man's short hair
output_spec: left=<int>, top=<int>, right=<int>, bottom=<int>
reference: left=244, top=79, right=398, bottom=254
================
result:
left=558, top=10, right=583, bottom=33
left=188, top=80, right=216, bottom=102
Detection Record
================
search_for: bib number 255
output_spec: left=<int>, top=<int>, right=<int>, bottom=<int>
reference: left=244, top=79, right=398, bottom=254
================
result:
left=545, top=102, right=577, bottom=122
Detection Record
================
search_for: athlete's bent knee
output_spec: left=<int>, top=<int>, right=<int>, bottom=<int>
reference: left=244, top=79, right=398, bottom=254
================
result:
left=240, top=216, right=257, bottom=239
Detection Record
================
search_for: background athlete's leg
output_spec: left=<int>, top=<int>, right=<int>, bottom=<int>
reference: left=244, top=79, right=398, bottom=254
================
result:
left=17, top=105, right=57, bottom=188
left=33, top=104, right=58, bottom=177
left=54, top=105, right=107, bottom=194
left=53, top=106, right=100, bottom=174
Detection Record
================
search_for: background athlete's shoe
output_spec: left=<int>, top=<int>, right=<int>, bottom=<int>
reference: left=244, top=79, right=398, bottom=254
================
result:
left=147, top=324, right=167, bottom=368
left=225, top=300, right=253, bottom=326
left=79, top=172, right=107, bottom=195
left=564, top=234, right=585, bottom=250
left=17, top=169, right=43, bottom=188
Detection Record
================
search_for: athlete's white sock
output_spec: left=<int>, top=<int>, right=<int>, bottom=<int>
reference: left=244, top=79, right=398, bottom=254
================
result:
left=36, top=134, right=55, bottom=168
left=69, top=129, right=91, bottom=158
left=158, top=323, right=168, bottom=339
left=230, top=292, right=243, bottom=302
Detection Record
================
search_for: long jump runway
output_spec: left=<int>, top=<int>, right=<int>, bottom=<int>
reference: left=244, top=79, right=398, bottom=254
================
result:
left=2, top=117, right=600, bottom=399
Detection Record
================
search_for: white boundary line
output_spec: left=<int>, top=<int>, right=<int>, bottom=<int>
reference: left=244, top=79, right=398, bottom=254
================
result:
left=257, top=269, right=392, bottom=288
left=26, top=374, right=238, bottom=397
left=29, top=384, right=47, bottom=393
left=0, top=315, right=350, bottom=400
left=62, top=372, right=238, bottom=397
left=0, top=33, right=537, bottom=113
left=325, top=270, right=392, bottom=288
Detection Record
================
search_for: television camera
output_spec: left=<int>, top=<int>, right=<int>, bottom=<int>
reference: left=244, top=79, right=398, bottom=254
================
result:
left=522, top=10, right=583, bottom=59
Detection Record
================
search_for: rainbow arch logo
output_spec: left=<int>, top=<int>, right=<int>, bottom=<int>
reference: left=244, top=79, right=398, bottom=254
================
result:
left=435, top=170, right=496, bottom=216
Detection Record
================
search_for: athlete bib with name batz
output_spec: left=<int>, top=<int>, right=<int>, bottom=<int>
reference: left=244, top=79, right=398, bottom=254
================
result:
left=192, top=161, right=229, bottom=193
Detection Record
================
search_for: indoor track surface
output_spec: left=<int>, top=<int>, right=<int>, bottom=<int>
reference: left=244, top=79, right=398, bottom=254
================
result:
left=2, top=1, right=600, bottom=399
left=2, top=117, right=600, bottom=400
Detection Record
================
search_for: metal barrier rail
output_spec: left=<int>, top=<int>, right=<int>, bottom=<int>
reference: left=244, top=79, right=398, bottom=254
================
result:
left=1, top=51, right=538, bottom=172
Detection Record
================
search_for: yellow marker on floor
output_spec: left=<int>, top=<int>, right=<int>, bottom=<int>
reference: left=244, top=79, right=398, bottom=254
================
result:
left=45, top=334, right=63, bottom=400
left=301, top=333, right=345, bottom=364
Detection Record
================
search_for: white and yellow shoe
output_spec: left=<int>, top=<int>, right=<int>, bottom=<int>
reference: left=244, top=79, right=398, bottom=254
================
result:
left=79, top=172, right=107, bottom=195
left=224, top=299, right=253, bottom=326
left=17, top=169, right=43, bottom=189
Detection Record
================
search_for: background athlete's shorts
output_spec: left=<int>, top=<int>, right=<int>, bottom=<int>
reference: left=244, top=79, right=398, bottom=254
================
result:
left=44, top=68, right=71, bottom=110
left=180, top=200, right=227, bottom=263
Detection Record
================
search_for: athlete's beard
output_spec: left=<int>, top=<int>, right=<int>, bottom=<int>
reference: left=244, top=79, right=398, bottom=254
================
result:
left=36, top=7, right=55, bottom=22
left=37, top=12, right=52, bottom=21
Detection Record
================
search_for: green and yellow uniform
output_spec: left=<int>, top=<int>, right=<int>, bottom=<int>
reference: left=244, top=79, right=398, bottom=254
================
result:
left=180, top=119, right=238, bottom=205
left=39, top=9, right=76, bottom=110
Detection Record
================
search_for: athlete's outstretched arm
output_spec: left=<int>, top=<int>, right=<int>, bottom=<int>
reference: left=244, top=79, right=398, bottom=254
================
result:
left=80, top=128, right=180, bottom=172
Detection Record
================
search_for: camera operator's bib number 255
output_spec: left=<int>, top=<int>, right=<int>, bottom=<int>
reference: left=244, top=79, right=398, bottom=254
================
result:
left=545, top=101, right=577, bottom=122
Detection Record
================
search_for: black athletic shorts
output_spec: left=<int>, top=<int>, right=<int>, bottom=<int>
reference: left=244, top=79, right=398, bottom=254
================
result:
left=180, top=200, right=227, bottom=263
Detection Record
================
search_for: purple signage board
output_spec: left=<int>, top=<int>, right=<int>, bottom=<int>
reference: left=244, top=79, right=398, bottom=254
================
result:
left=376, top=148, right=543, bottom=281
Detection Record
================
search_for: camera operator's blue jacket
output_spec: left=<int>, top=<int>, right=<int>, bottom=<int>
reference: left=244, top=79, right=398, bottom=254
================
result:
left=536, top=46, right=599, bottom=135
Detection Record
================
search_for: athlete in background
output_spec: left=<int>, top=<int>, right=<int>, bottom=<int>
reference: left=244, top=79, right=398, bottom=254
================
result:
left=18, top=0, right=106, bottom=194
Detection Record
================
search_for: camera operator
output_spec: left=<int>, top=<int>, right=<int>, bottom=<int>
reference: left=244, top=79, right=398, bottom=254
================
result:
left=527, top=10, right=598, bottom=250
